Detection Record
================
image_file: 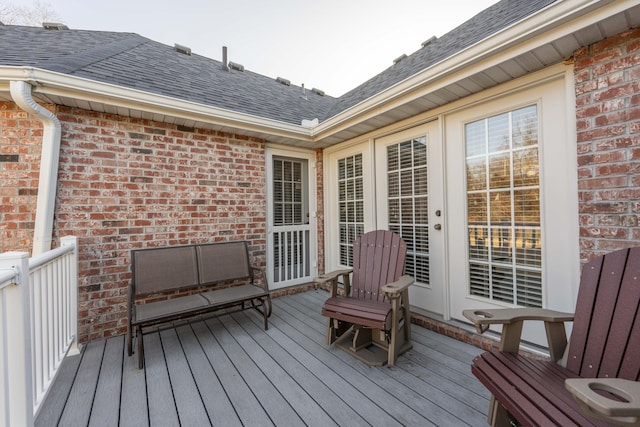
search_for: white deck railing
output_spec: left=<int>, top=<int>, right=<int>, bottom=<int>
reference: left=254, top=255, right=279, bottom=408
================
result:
left=0, top=236, right=78, bottom=427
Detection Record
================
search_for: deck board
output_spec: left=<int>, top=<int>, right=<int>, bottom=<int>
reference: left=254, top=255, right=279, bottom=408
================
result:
left=88, top=337, right=123, bottom=427
left=36, top=290, right=489, bottom=426
left=58, top=339, right=105, bottom=427
left=119, top=336, right=149, bottom=427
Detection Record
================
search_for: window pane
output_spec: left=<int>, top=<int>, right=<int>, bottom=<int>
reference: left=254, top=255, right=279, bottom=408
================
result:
left=466, top=157, right=486, bottom=191
left=513, top=148, right=539, bottom=188
left=488, top=113, right=509, bottom=153
left=338, top=154, right=364, bottom=267
left=387, top=137, right=430, bottom=285
left=273, top=158, right=305, bottom=226
left=465, top=105, right=542, bottom=307
left=513, top=105, right=538, bottom=149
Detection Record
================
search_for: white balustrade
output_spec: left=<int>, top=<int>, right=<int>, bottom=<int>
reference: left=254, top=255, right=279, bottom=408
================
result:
left=0, top=236, right=78, bottom=427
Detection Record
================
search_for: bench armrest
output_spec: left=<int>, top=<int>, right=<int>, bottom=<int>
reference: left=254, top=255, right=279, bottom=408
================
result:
left=566, top=378, right=640, bottom=426
left=463, top=308, right=574, bottom=361
left=252, top=267, right=269, bottom=291
left=381, top=275, right=414, bottom=296
left=314, top=268, right=353, bottom=297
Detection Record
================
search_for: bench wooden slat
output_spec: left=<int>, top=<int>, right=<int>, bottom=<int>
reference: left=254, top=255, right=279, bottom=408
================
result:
left=602, top=248, right=640, bottom=380
left=565, top=253, right=604, bottom=375
left=581, top=250, right=627, bottom=378
left=473, top=352, right=606, bottom=427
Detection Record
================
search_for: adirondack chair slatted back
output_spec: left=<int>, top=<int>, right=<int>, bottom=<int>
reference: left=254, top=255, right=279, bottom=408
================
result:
left=566, top=247, right=640, bottom=380
left=351, top=230, right=407, bottom=302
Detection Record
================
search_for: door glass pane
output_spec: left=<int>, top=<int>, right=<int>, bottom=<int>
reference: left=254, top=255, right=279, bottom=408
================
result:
left=465, top=105, right=542, bottom=307
left=273, top=158, right=306, bottom=225
left=338, top=154, right=364, bottom=266
left=387, top=137, right=429, bottom=285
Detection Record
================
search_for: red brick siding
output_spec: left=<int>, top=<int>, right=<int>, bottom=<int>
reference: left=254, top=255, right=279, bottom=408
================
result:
left=315, top=148, right=325, bottom=275
left=0, top=102, right=44, bottom=253
left=2, top=104, right=268, bottom=341
left=574, top=27, right=640, bottom=262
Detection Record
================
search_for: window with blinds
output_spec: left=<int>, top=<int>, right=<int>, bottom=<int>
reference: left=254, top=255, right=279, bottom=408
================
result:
left=272, top=157, right=310, bottom=282
left=387, top=138, right=429, bottom=285
left=465, top=105, right=542, bottom=307
left=273, top=158, right=305, bottom=225
left=338, top=154, right=364, bottom=266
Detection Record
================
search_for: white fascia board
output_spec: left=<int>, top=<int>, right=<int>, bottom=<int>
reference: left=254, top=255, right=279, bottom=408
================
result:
left=311, top=0, right=628, bottom=139
left=0, top=66, right=313, bottom=142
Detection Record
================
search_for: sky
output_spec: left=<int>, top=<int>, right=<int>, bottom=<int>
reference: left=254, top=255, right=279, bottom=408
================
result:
left=37, top=0, right=499, bottom=97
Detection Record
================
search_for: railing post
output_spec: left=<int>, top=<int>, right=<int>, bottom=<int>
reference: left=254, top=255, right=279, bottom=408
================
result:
left=0, top=252, right=34, bottom=427
left=60, top=236, right=79, bottom=356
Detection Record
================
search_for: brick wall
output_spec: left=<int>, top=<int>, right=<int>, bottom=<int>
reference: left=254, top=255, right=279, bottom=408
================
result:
left=0, top=102, right=43, bottom=253
left=2, top=103, right=268, bottom=342
left=574, top=27, right=640, bottom=262
left=315, top=148, right=325, bottom=276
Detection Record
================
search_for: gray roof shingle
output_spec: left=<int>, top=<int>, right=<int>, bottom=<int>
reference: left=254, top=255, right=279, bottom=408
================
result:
left=324, top=0, right=557, bottom=119
left=0, top=0, right=555, bottom=125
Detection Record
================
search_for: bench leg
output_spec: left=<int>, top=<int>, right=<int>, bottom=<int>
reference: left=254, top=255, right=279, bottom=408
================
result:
left=262, top=296, right=269, bottom=330
left=137, top=325, right=144, bottom=369
left=127, top=325, right=133, bottom=356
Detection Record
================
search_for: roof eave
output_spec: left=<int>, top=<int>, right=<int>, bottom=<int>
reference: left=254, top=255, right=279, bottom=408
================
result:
left=0, top=66, right=314, bottom=145
left=311, top=0, right=630, bottom=141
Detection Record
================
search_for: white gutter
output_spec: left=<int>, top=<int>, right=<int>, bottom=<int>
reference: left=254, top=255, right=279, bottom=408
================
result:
left=10, top=80, right=61, bottom=256
left=0, top=67, right=312, bottom=143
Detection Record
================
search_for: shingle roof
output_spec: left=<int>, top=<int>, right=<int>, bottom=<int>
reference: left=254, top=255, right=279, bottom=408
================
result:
left=0, top=0, right=555, bottom=125
left=324, top=0, right=557, bottom=119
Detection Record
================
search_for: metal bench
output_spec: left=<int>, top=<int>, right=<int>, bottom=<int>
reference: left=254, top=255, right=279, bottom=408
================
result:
left=127, top=241, right=271, bottom=368
left=464, top=247, right=640, bottom=426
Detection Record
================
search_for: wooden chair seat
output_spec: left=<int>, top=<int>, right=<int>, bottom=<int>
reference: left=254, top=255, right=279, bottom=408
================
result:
left=321, top=296, right=391, bottom=329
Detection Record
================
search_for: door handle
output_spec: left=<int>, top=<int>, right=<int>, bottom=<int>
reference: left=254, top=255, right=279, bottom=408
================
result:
left=434, top=224, right=442, bottom=230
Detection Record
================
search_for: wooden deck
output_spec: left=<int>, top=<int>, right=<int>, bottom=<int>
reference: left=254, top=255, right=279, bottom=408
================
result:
left=36, top=290, right=490, bottom=426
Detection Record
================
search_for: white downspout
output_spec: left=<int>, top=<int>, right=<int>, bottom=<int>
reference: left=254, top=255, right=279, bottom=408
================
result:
left=10, top=80, right=62, bottom=256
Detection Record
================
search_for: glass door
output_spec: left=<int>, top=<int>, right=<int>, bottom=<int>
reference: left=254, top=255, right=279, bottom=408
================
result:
left=445, top=75, right=579, bottom=347
left=267, top=149, right=317, bottom=289
left=375, top=122, right=445, bottom=316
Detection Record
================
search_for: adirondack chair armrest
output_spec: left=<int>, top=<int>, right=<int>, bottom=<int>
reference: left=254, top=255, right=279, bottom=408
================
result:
left=565, top=378, right=640, bottom=425
left=381, top=275, right=414, bottom=296
left=314, top=268, right=353, bottom=297
left=463, top=308, right=574, bottom=360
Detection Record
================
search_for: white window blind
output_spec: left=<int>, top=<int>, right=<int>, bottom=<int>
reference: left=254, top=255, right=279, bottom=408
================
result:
left=465, top=105, right=543, bottom=307
left=387, top=138, right=430, bottom=285
left=338, top=154, right=364, bottom=266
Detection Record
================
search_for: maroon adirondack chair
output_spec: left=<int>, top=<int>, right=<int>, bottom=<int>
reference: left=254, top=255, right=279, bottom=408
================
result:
left=464, top=247, right=640, bottom=426
left=316, top=230, right=414, bottom=366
